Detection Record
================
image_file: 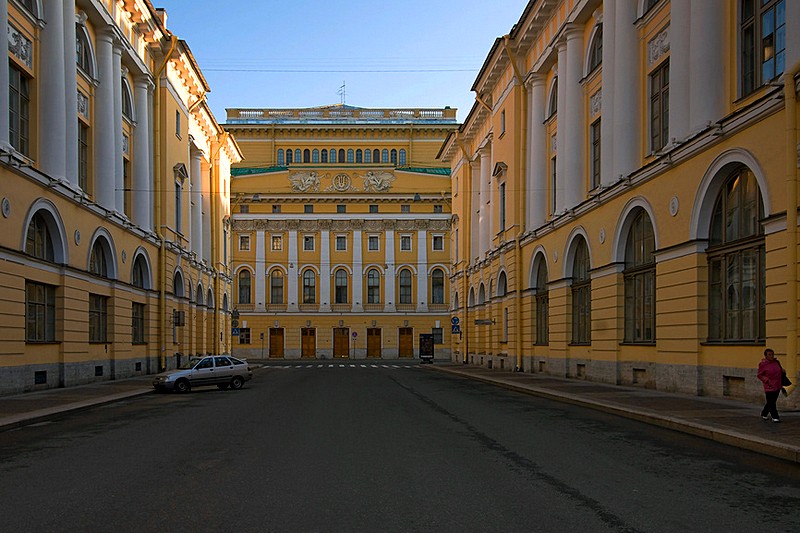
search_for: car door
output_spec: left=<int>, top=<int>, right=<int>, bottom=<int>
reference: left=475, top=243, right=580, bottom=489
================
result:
left=190, top=357, right=215, bottom=386
left=214, top=356, right=234, bottom=383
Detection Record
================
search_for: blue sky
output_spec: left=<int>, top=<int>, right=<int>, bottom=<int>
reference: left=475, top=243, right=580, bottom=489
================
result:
left=156, top=1, right=530, bottom=123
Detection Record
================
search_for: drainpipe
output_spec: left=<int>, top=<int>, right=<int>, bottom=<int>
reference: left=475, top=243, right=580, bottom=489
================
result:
left=784, top=60, right=800, bottom=394
left=154, top=35, right=178, bottom=371
left=502, top=35, right=527, bottom=372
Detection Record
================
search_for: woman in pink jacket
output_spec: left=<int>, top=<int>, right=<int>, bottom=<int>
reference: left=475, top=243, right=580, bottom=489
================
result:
left=757, top=348, right=785, bottom=422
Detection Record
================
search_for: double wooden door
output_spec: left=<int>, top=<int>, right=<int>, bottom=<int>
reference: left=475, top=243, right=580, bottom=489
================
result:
left=398, top=327, right=413, bottom=358
left=367, top=328, right=381, bottom=358
left=269, top=328, right=284, bottom=357
left=333, top=328, right=349, bottom=357
left=301, top=328, right=316, bottom=358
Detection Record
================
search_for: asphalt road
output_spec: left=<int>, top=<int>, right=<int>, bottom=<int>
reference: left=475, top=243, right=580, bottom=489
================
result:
left=1, top=362, right=799, bottom=533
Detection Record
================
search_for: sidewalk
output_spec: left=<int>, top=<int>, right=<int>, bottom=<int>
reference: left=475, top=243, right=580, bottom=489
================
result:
left=428, top=363, right=800, bottom=464
left=0, top=363, right=798, bottom=464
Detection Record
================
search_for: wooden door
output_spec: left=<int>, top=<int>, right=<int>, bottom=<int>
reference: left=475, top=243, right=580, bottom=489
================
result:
left=398, top=327, right=413, bottom=358
left=269, top=328, right=284, bottom=357
left=367, top=328, right=381, bottom=358
left=333, top=328, right=349, bottom=357
left=301, top=328, right=316, bottom=358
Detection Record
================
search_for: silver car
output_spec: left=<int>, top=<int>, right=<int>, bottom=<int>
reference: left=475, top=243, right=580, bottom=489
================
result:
left=153, top=355, right=253, bottom=392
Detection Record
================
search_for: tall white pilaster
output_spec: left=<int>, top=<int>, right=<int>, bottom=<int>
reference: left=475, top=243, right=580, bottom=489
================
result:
left=689, top=0, right=725, bottom=133
left=416, top=230, right=428, bottom=312
left=63, top=2, right=78, bottom=187
left=351, top=229, right=363, bottom=312
left=669, top=0, right=690, bottom=143
left=113, top=46, right=125, bottom=213
left=563, top=25, right=585, bottom=210
left=600, top=0, right=615, bottom=187
left=319, top=229, right=331, bottom=312
left=254, top=230, right=266, bottom=311
left=384, top=230, right=396, bottom=312
left=202, top=164, right=212, bottom=263
left=612, top=1, right=640, bottom=180
left=555, top=41, right=568, bottom=212
left=133, top=77, right=152, bottom=231
left=478, top=146, right=491, bottom=257
left=469, top=159, right=481, bottom=263
left=190, top=146, right=204, bottom=257
left=527, top=75, right=547, bottom=229
left=40, top=0, right=67, bottom=182
left=95, top=30, right=117, bottom=210
left=0, top=0, right=9, bottom=149
left=287, top=230, right=299, bottom=312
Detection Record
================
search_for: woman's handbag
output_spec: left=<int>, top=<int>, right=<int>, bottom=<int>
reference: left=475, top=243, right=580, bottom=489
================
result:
left=782, top=373, right=793, bottom=387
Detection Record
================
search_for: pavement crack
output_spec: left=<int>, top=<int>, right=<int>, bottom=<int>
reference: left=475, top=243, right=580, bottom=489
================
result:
left=391, top=376, right=642, bottom=533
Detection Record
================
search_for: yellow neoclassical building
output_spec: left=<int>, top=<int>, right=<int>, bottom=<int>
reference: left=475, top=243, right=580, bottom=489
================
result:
left=0, top=1, right=240, bottom=394
left=225, top=105, right=457, bottom=359
left=440, top=0, right=800, bottom=404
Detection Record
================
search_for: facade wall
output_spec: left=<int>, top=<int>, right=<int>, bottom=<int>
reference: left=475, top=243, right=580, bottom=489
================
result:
left=225, top=106, right=457, bottom=360
left=0, top=1, right=240, bottom=395
left=442, top=0, right=800, bottom=406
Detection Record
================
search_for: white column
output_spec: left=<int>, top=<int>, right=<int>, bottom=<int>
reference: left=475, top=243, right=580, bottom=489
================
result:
left=202, top=164, right=212, bottom=263
left=384, top=229, right=396, bottom=312
left=40, top=0, right=67, bottom=182
left=527, top=74, right=547, bottom=229
left=94, top=30, right=117, bottom=210
left=416, top=230, right=428, bottom=312
left=668, top=0, right=690, bottom=144
left=133, top=77, right=152, bottom=231
left=555, top=41, right=568, bottom=212
left=0, top=0, right=9, bottom=149
left=190, top=146, right=203, bottom=257
left=254, top=230, right=266, bottom=311
left=63, top=2, right=78, bottom=187
left=479, top=146, right=491, bottom=257
left=287, top=230, right=299, bottom=312
left=352, top=229, right=363, bottom=312
left=470, top=159, right=481, bottom=263
left=563, top=25, right=585, bottom=210
left=113, top=47, right=125, bottom=213
left=612, top=1, right=640, bottom=181
left=600, top=0, right=615, bottom=187
left=689, top=0, right=725, bottom=133
left=319, top=229, right=331, bottom=312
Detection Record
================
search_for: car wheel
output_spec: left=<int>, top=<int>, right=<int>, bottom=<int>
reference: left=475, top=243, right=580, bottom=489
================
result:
left=230, top=376, right=244, bottom=390
left=217, top=383, right=229, bottom=390
left=174, top=379, right=190, bottom=393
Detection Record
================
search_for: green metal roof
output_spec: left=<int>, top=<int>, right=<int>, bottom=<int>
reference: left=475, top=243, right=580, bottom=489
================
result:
left=231, top=166, right=288, bottom=177
left=400, top=167, right=451, bottom=175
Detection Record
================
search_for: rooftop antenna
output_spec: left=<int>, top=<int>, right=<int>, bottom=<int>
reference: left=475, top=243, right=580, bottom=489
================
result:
left=338, top=81, right=346, bottom=105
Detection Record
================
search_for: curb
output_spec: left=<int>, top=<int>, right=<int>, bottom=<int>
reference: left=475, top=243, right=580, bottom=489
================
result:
left=426, top=365, right=800, bottom=464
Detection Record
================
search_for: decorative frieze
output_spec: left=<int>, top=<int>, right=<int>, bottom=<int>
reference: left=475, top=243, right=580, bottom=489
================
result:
left=232, top=217, right=451, bottom=233
left=648, top=26, right=670, bottom=66
left=590, top=90, right=602, bottom=117
left=78, top=91, right=90, bottom=119
left=8, top=25, right=33, bottom=68
left=289, top=171, right=321, bottom=192
left=361, top=171, right=395, bottom=192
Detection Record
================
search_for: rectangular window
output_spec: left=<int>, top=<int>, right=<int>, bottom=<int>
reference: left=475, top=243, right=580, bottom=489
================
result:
left=272, top=204, right=281, bottom=214
left=9, top=65, right=30, bottom=156
left=132, top=302, right=146, bottom=344
left=499, top=182, right=506, bottom=231
left=303, top=235, right=315, bottom=251
left=239, top=235, right=250, bottom=251
left=368, top=235, right=379, bottom=251
left=401, top=205, right=410, bottom=214
left=433, top=205, right=443, bottom=213
left=550, top=156, right=557, bottom=215
left=590, top=119, right=601, bottom=189
left=26, top=281, right=56, bottom=342
left=174, top=181, right=182, bottom=233
left=89, top=294, right=108, bottom=343
left=650, top=60, right=669, bottom=153
left=742, top=0, right=786, bottom=96
left=175, top=110, right=181, bottom=138
left=239, top=205, right=249, bottom=214
left=335, top=235, right=347, bottom=251
left=271, top=235, right=282, bottom=251
left=400, top=235, right=412, bottom=251
left=432, top=327, right=443, bottom=344
left=123, top=157, right=131, bottom=216
left=500, top=109, right=506, bottom=135
left=238, top=327, right=251, bottom=344
left=369, top=204, right=378, bottom=213
left=432, top=235, right=444, bottom=251
left=304, top=204, right=313, bottom=214
left=337, top=204, right=346, bottom=214
left=79, top=122, right=89, bottom=192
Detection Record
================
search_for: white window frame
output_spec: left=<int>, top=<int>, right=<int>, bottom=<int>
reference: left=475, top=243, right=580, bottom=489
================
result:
left=432, top=234, right=444, bottom=251
left=400, top=234, right=412, bottom=252
left=303, top=234, right=315, bottom=251
left=239, top=234, right=251, bottom=251
left=335, top=235, right=347, bottom=251
left=271, top=234, right=283, bottom=252
left=368, top=234, right=380, bottom=251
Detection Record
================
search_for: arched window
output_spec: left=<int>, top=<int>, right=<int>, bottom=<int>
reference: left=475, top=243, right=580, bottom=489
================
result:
left=367, top=268, right=381, bottom=304
left=399, top=149, right=407, bottom=165
left=356, top=149, right=363, bottom=163
left=285, top=149, right=292, bottom=164
left=588, top=26, right=603, bottom=74
left=25, top=212, right=54, bottom=262
left=497, top=272, right=507, bottom=297
left=347, top=149, right=354, bottom=163
left=468, top=287, right=475, bottom=307
left=277, top=149, right=285, bottom=166
left=302, top=270, right=316, bottom=304
left=381, top=149, right=389, bottom=163
left=89, top=240, right=109, bottom=278
left=548, top=79, right=558, bottom=117
left=270, top=270, right=284, bottom=304
left=132, top=255, right=149, bottom=289
left=478, top=284, right=486, bottom=305
left=303, top=149, right=311, bottom=163
left=431, top=268, right=445, bottom=304
left=373, top=149, right=380, bottom=162
left=708, top=166, right=765, bottom=341
left=122, top=79, right=134, bottom=121
left=454, top=292, right=459, bottom=310
left=624, top=209, right=656, bottom=342
left=571, top=238, right=591, bottom=344
left=294, top=149, right=301, bottom=163
left=76, top=24, right=95, bottom=77
left=222, top=294, right=229, bottom=312
left=335, top=269, right=348, bottom=304
left=330, top=149, right=337, bottom=163
left=338, top=149, right=346, bottom=162
left=321, top=149, right=328, bottom=163
left=399, top=269, right=412, bottom=304
left=173, top=272, right=185, bottom=298
left=207, top=288, right=214, bottom=309
left=364, top=149, right=372, bottom=163
left=196, top=284, right=204, bottom=306
left=312, top=149, right=319, bottom=163
left=238, top=270, right=251, bottom=304
left=390, top=149, right=398, bottom=165
left=534, top=262, right=549, bottom=345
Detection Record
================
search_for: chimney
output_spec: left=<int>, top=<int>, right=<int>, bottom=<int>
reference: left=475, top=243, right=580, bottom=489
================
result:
left=156, top=8, right=167, bottom=29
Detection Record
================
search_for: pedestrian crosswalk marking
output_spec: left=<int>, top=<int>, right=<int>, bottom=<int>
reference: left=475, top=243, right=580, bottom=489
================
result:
left=266, top=363, right=422, bottom=370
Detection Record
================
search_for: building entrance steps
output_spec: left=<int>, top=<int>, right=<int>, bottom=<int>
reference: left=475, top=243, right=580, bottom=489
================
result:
left=427, top=363, right=800, bottom=464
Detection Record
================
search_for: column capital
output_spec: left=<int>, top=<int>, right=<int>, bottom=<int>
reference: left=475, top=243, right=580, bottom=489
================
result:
left=564, top=23, right=584, bottom=41
left=524, top=72, right=547, bottom=89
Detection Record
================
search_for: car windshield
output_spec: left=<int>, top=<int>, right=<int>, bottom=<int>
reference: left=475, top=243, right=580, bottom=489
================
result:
left=179, top=358, right=202, bottom=370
